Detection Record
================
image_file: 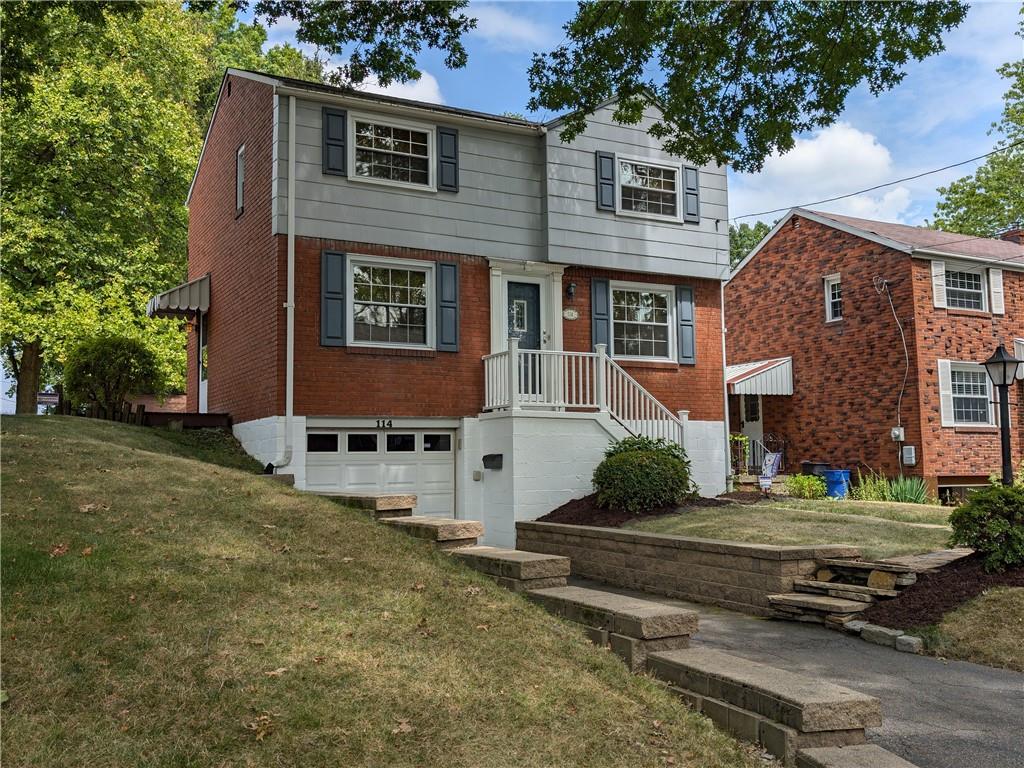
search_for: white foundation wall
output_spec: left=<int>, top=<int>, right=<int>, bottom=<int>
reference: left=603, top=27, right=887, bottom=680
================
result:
left=683, top=419, right=728, bottom=497
left=233, top=415, right=308, bottom=486
left=461, top=412, right=628, bottom=548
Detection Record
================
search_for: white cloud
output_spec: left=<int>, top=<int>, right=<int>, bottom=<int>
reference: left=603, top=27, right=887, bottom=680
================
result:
left=469, top=3, right=558, bottom=52
left=729, top=122, right=915, bottom=224
left=354, top=71, right=445, bottom=104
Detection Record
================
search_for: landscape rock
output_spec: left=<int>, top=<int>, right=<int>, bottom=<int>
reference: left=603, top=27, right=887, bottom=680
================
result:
left=860, top=624, right=903, bottom=648
left=894, top=635, right=924, bottom=654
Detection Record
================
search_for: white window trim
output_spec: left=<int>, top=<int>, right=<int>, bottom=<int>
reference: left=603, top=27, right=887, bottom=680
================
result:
left=823, top=273, right=842, bottom=322
left=614, top=153, right=683, bottom=223
left=306, top=432, right=341, bottom=453
left=345, top=432, right=380, bottom=454
left=347, top=111, right=436, bottom=192
left=949, top=362, right=996, bottom=427
left=346, top=254, right=435, bottom=350
left=943, top=262, right=988, bottom=312
left=609, top=280, right=677, bottom=363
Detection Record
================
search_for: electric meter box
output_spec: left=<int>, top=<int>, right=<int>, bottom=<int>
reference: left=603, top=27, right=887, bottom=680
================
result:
left=902, top=445, right=917, bottom=467
left=890, top=426, right=905, bottom=442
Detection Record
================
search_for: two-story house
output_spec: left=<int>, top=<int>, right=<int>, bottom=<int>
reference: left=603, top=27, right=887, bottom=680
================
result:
left=724, top=208, right=1023, bottom=500
left=147, top=69, right=732, bottom=546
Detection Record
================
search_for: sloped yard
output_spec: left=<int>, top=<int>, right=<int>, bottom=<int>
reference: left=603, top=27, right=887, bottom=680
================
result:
left=1, top=416, right=761, bottom=768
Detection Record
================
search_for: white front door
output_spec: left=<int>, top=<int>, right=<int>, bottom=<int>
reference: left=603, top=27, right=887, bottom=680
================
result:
left=198, top=313, right=208, bottom=414
left=305, top=430, right=456, bottom=517
left=740, top=395, right=762, bottom=469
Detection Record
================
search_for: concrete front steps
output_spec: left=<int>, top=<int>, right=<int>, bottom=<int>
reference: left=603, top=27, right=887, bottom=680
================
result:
left=527, top=585, right=699, bottom=672
left=378, top=516, right=484, bottom=549
left=451, top=546, right=570, bottom=592
left=646, top=648, right=919, bottom=767
left=769, top=557, right=918, bottom=627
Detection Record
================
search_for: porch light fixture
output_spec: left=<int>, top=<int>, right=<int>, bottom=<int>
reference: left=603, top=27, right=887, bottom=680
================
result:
left=982, top=344, right=1022, bottom=485
left=566, top=282, right=577, bottom=301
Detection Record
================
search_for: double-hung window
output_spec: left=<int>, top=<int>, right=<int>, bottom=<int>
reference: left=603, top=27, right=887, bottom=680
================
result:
left=617, top=158, right=679, bottom=219
left=950, top=365, right=992, bottom=425
left=945, top=269, right=985, bottom=310
left=235, top=144, right=245, bottom=215
left=351, top=115, right=433, bottom=189
left=349, top=256, right=433, bottom=347
left=611, top=283, right=674, bottom=360
left=823, top=274, right=842, bottom=321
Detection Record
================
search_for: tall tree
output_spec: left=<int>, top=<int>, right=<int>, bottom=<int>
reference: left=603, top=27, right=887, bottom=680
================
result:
left=729, top=221, right=773, bottom=268
left=529, top=1, right=968, bottom=172
left=1, top=4, right=206, bottom=412
left=933, top=12, right=1024, bottom=237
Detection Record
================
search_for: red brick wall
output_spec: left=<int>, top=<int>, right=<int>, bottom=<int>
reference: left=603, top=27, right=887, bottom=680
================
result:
left=909, top=258, right=1023, bottom=486
left=561, top=268, right=725, bottom=421
left=186, top=75, right=281, bottom=423
left=725, top=217, right=923, bottom=475
left=291, top=236, right=491, bottom=417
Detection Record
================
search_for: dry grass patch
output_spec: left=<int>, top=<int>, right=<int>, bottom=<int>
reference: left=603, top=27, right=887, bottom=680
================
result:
left=918, top=587, right=1024, bottom=672
left=1, top=416, right=762, bottom=768
left=627, top=505, right=951, bottom=561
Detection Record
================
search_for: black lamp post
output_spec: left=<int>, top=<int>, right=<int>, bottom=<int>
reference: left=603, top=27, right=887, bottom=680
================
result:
left=982, top=344, right=1023, bottom=485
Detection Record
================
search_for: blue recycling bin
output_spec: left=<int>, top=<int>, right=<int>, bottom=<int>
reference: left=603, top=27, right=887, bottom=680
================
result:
left=823, top=469, right=850, bottom=499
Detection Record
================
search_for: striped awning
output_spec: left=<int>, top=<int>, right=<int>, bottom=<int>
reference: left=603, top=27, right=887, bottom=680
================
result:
left=147, top=274, right=209, bottom=318
left=726, top=357, right=793, bottom=395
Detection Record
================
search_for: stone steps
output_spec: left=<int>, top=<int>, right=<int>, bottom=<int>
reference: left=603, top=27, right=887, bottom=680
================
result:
left=451, top=546, right=569, bottom=592
left=378, top=516, right=483, bottom=549
left=816, top=559, right=917, bottom=589
left=797, top=744, right=920, bottom=768
left=526, top=585, right=699, bottom=672
left=647, top=648, right=883, bottom=767
left=768, top=593, right=868, bottom=623
left=330, top=493, right=416, bottom=518
left=793, top=579, right=899, bottom=601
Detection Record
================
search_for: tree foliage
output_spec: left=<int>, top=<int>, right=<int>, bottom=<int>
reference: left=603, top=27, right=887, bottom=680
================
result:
left=729, top=221, right=773, bottom=268
left=64, top=335, right=164, bottom=412
left=529, top=1, right=968, bottom=172
left=933, top=12, right=1024, bottom=237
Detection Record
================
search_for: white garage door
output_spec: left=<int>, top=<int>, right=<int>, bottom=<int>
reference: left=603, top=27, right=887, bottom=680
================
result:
left=305, top=430, right=456, bottom=517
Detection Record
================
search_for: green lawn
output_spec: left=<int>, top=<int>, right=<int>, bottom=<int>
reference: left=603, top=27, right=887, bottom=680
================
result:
left=763, top=497, right=950, bottom=526
left=626, top=500, right=952, bottom=561
left=1, top=416, right=760, bottom=768
left=916, top=587, right=1024, bottom=672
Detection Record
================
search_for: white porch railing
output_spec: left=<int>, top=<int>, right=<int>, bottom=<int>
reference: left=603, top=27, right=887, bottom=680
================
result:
left=482, top=337, right=685, bottom=445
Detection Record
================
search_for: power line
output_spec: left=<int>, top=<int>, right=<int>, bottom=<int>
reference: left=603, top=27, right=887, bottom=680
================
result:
left=730, top=139, right=1024, bottom=222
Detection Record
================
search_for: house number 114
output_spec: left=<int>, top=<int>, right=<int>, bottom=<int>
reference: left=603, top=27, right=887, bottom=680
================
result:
left=376, top=419, right=393, bottom=429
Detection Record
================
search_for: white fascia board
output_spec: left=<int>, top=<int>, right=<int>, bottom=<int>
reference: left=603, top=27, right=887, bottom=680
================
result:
left=910, top=249, right=1024, bottom=272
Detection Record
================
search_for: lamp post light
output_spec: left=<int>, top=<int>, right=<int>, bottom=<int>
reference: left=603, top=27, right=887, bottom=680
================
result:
left=982, top=345, right=1023, bottom=486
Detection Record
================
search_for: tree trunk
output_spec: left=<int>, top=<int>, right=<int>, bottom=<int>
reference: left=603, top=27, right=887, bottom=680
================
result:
left=15, top=340, right=43, bottom=414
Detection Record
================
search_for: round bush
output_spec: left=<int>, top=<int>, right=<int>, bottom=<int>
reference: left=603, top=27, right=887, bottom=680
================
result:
left=64, top=335, right=164, bottom=412
left=784, top=474, right=827, bottom=499
left=949, top=485, right=1024, bottom=572
left=592, top=450, right=694, bottom=515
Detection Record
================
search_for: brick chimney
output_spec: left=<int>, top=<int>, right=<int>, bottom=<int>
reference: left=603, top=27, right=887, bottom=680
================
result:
left=999, top=223, right=1024, bottom=244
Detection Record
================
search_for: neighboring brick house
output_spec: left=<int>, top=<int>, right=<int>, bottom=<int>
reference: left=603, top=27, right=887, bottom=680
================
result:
left=724, top=208, right=1024, bottom=499
left=148, top=69, right=733, bottom=546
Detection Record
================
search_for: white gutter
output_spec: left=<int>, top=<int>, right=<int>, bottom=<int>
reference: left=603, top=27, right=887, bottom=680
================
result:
left=273, top=93, right=297, bottom=470
left=720, top=281, right=732, bottom=487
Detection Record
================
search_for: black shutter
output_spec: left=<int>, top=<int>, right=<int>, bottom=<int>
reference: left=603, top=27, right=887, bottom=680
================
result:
left=591, top=278, right=611, bottom=350
left=436, top=262, right=459, bottom=351
left=437, top=126, right=459, bottom=192
left=321, top=251, right=346, bottom=346
left=322, top=107, right=347, bottom=175
left=595, top=151, right=616, bottom=211
left=676, top=285, right=695, bottom=364
left=683, top=166, right=700, bottom=223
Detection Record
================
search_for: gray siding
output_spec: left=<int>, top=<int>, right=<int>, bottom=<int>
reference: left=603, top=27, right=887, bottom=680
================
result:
left=273, top=96, right=728, bottom=279
left=274, top=98, right=546, bottom=260
left=545, top=103, right=730, bottom=279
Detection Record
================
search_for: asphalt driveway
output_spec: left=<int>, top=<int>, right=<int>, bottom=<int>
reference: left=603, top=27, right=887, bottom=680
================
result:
left=574, top=579, right=1024, bottom=768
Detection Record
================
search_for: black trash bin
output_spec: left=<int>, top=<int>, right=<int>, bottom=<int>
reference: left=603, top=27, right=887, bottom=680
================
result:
left=800, top=460, right=830, bottom=477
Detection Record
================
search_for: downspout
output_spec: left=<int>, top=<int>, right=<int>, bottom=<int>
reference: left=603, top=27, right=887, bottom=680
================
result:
left=720, top=280, right=732, bottom=489
left=273, top=93, right=296, bottom=470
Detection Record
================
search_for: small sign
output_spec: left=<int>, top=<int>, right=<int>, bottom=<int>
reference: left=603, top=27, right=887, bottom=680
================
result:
left=758, top=476, right=774, bottom=491
left=760, top=451, right=783, bottom=479
left=562, top=308, right=579, bottom=321
left=37, top=392, right=59, bottom=407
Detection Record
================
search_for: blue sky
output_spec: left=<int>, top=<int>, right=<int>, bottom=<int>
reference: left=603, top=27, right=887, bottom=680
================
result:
left=257, top=0, right=1023, bottom=227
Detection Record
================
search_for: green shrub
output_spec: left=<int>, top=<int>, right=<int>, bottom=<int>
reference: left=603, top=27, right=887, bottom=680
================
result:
left=64, top=335, right=164, bottom=412
left=949, top=485, right=1024, bottom=572
left=593, top=447, right=695, bottom=515
left=851, top=469, right=932, bottom=504
left=784, top=474, right=827, bottom=499
left=850, top=469, right=889, bottom=501
left=603, top=435, right=688, bottom=462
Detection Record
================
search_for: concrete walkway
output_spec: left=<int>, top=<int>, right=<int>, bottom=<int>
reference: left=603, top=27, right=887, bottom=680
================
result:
left=573, top=580, right=1024, bottom=768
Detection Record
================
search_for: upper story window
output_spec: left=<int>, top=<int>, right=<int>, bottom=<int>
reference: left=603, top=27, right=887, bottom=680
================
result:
left=611, top=283, right=674, bottom=360
left=351, top=115, right=433, bottom=189
left=349, top=256, right=433, bottom=348
left=945, top=269, right=985, bottom=310
left=823, top=273, right=842, bottom=321
left=235, top=144, right=245, bottom=216
left=950, top=366, right=992, bottom=425
left=617, top=158, right=678, bottom=219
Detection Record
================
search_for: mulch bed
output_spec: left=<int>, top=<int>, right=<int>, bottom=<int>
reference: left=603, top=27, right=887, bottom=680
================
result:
left=861, top=553, right=1024, bottom=630
left=536, top=492, right=733, bottom=528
